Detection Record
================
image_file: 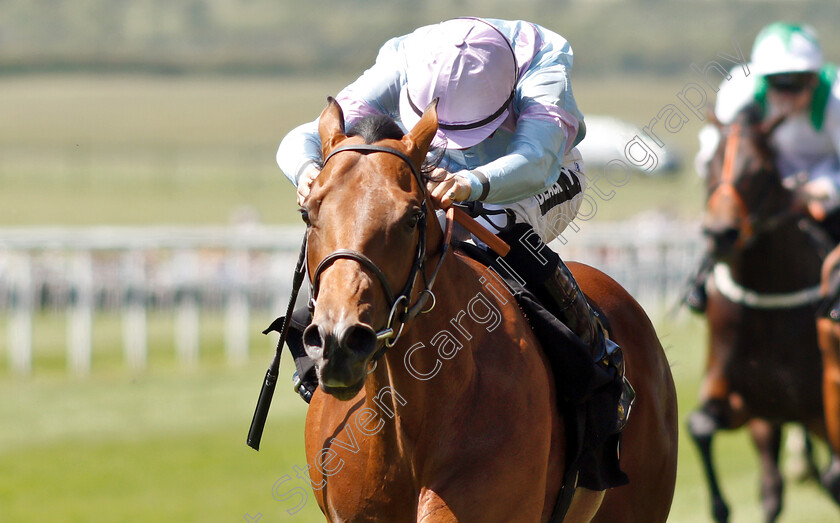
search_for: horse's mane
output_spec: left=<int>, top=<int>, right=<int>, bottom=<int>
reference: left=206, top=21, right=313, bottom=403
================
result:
left=343, top=114, right=444, bottom=180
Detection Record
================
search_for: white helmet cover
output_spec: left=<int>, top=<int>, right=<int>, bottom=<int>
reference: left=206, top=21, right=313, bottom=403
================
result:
left=751, top=22, right=823, bottom=76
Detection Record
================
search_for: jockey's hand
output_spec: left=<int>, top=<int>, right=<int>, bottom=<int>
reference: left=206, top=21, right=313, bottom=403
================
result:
left=426, top=168, right=471, bottom=209
left=808, top=200, right=827, bottom=222
left=297, top=164, right=321, bottom=206
left=793, top=175, right=831, bottom=222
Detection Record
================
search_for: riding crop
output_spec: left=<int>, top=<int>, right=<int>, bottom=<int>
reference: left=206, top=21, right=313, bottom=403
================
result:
left=247, top=231, right=308, bottom=451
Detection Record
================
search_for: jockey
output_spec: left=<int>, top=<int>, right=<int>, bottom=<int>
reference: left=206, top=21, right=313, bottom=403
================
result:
left=686, top=22, right=840, bottom=313
left=278, top=16, right=621, bottom=372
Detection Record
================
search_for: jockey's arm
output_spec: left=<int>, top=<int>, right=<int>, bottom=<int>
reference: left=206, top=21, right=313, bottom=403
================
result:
left=451, top=58, right=582, bottom=205
left=794, top=90, right=840, bottom=220
left=276, top=35, right=406, bottom=195
left=452, top=118, right=568, bottom=204
left=694, top=124, right=720, bottom=178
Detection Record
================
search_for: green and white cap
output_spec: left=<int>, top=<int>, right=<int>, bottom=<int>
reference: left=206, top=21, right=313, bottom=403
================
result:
left=751, top=22, right=823, bottom=76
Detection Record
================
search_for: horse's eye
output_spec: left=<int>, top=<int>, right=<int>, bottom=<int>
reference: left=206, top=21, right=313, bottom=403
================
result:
left=406, top=211, right=422, bottom=229
left=300, top=209, right=311, bottom=225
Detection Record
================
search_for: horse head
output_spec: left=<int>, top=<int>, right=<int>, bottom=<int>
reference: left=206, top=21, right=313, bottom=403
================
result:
left=702, top=104, right=789, bottom=259
left=300, top=97, right=439, bottom=400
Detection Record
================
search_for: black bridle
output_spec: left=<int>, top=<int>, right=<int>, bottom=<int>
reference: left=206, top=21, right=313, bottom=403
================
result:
left=707, top=123, right=801, bottom=247
left=247, top=143, right=451, bottom=451
left=308, top=143, right=451, bottom=348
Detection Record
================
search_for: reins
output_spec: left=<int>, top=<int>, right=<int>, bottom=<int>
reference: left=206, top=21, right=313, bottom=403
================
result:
left=247, top=141, right=510, bottom=451
left=707, top=123, right=755, bottom=243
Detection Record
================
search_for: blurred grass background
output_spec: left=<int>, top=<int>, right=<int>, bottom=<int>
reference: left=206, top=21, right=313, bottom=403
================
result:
left=0, top=74, right=707, bottom=226
left=2, top=0, right=840, bottom=521
left=3, top=316, right=840, bottom=522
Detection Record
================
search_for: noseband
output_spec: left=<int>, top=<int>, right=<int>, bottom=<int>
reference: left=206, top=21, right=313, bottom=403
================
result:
left=707, top=123, right=796, bottom=245
left=308, top=144, right=452, bottom=349
left=707, top=123, right=756, bottom=243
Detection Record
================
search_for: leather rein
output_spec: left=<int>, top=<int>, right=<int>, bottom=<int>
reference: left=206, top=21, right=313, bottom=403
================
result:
left=308, top=144, right=454, bottom=351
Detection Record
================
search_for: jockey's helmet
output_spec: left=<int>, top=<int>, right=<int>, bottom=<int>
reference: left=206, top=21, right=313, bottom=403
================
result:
left=750, top=22, right=823, bottom=78
left=399, top=18, right=518, bottom=150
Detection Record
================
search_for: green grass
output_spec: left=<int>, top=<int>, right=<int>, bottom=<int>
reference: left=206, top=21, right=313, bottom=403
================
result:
left=0, top=311, right=325, bottom=522
left=0, top=360, right=322, bottom=522
left=2, top=314, right=839, bottom=522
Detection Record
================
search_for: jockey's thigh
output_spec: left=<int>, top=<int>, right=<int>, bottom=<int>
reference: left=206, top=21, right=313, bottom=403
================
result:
left=479, top=148, right=587, bottom=245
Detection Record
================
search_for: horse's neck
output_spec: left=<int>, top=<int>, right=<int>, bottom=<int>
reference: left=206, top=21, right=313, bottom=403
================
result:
left=728, top=222, right=822, bottom=291
left=361, top=252, right=490, bottom=442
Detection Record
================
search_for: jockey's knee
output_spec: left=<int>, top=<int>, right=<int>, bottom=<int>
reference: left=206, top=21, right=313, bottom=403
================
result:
left=496, top=222, right=560, bottom=285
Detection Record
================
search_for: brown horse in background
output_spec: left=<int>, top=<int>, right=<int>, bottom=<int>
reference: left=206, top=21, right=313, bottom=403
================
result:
left=688, top=104, right=840, bottom=522
left=818, top=243, right=840, bottom=489
left=298, top=98, right=678, bottom=521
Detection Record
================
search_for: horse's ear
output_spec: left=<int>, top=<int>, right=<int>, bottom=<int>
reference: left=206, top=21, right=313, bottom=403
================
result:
left=403, top=98, right=439, bottom=161
left=318, top=96, right=347, bottom=158
left=707, top=106, right=722, bottom=129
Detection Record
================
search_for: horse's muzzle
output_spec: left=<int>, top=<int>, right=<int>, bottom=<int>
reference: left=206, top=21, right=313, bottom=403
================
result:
left=303, top=321, right=378, bottom=396
left=703, top=225, right=740, bottom=258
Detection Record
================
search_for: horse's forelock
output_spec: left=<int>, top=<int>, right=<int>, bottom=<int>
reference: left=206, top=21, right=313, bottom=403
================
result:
left=347, top=115, right=405, bottom=144
left=344, top=114, right=444, bottom=183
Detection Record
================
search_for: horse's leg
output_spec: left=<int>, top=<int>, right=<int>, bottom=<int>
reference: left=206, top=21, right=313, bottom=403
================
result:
left=821, top=455, right=840, bottom=505
left=816, top=318, right=840, bottom=503
left=565, top=488, right=605, bottom=523
left=783, top=425, right=820, bottom=482
left=688, top=355, right=746, bottom=523
left=748, top=419, right=784, bottom=523
left=688, top=397, right=731, bottom=523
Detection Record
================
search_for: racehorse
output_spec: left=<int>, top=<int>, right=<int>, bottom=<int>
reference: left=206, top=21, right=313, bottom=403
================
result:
left=298, top=97, right=678, bottom=522
left=818, top=242, right=840, bottom=490
left=688, top=103, right=840, bottom=522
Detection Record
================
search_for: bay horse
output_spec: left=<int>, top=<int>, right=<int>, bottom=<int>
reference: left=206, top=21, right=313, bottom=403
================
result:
left=818, top=232, right=840, bottom=491
left=298, top=97, right=677, bottom=522
left=688, top=103, right=840, bottom=522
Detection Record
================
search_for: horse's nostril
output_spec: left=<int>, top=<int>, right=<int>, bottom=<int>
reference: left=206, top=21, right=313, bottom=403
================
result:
left=704, top=226, right=740, bottom=255
left=303, top=323, right=324, bottom=350
left=341, top=324, right=378, bottom=355
left=718, top=228, right=740, bottom=247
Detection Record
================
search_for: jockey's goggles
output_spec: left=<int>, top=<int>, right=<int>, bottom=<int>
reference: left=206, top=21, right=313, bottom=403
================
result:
left=766, top=72, right=817, bottom=93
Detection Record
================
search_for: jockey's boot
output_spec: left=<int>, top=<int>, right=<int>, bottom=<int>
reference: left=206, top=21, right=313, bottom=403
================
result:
left=263, top=306, right=317, bottom=403
left=538, top=258, right=634, bottom=433
left=496, top=223, right=633, bottom=433
left=684, top=253, right=714, bottom=314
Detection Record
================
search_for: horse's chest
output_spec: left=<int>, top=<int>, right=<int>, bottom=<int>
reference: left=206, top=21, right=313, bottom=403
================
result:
left=718, top=309, right=824, bottom=417
left=319, top=448, right=418, bottom=521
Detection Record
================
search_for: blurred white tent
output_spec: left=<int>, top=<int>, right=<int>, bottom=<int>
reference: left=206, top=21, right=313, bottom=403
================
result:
left=577, top=116, right=682, bottom=175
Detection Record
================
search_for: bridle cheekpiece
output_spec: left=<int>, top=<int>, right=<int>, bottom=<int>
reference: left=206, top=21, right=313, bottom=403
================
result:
left=307, top=143, right=453, bottom=352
